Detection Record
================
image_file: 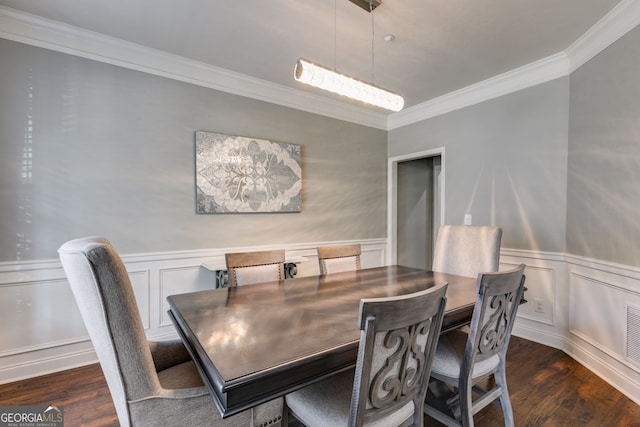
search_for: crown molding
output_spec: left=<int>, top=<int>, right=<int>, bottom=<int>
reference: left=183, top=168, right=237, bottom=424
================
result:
left=0, top=6, right=389, bottom=130
left=565, top=0, right=640, bottom=73
left=387, top=52, right=570, bottom=129
left=1, top=3, right=638, bottom=131
left=387, top=0, right=640, bottom=129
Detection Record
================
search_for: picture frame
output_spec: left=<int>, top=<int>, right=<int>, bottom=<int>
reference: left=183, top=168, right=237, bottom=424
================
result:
left=195, top=131, right=302, bottom=213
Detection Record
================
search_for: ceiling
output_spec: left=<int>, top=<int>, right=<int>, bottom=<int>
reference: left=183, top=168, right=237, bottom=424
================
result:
left=0, top=0, right=626, bottom=113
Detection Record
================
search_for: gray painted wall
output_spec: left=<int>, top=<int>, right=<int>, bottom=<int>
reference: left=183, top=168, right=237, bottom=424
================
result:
left=389, top=79, right=570, bottom=253
left=0, top=39, right=387, bottom=262
left=567, top=26, right=640, bottom=265
left=4, top=21, right=637, bottom=266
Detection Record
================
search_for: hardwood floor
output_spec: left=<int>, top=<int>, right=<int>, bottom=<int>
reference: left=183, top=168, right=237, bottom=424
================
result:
left=0, top=362, right=117, bottom=426
left=0, top=337, right=638, bottom=426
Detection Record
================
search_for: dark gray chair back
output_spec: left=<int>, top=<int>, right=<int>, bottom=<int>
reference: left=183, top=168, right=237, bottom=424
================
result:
left=351, top=283, right=448, bottom=426
left=425, top=264, right=526, bottom=427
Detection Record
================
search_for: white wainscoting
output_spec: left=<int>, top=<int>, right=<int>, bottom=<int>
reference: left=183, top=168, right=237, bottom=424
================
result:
left=500, top=249, right=568, bottom=349
left=2, top=242, right=639, bottom=406
left=0, top=239, right=387, bottom=384
left=502, top=249, right=640, bottom=405
left=564, top=255, right=640, bottom=405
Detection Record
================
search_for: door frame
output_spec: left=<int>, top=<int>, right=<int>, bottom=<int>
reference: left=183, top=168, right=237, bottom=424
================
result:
left=386, top=147, right=446, bottom=265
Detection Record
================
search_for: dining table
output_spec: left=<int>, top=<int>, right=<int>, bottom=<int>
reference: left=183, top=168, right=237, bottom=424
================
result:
left=167, top=265, right=478, bottom=418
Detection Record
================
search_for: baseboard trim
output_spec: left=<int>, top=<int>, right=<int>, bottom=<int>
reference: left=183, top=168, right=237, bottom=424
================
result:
left=564, top=335, right=640, bottom=406
left=0, top=346, right=96, bottom=384
left=512, top=323, right=565, bottom=350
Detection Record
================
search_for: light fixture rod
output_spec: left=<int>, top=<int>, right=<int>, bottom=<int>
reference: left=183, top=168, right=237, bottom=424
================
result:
left=294, top=58, right=404, bottom=112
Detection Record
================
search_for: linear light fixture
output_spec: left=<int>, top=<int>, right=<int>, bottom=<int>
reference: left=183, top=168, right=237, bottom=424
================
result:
left=294, top=58, right=404, bottom=112
left=348, top=0, right=381, bottom=12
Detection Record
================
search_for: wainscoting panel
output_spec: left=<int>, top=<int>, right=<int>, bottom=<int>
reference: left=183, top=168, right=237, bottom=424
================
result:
left=568, top=263, right=640, bottom=380
left=569, top=272, right=635, bottom=360
left=361, top=243, right=388, bottom=269
left=129, top=270, right=151, bottom=330
left=499, top=251, right=562, bottom=327
left=0, top=239, right=386, bottom=383
left=506, top=262, right=555, bottom=325
left=565, top=258, right=640, bottom=404
left=0, top=277, right=86, bottom=355
left=158, top=266, right=214, bottom=328
left=505, top=251, right=640, bottom=404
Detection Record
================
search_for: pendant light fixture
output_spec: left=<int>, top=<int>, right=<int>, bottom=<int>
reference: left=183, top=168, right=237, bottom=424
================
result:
left=294, top=0, right=404, bottom=112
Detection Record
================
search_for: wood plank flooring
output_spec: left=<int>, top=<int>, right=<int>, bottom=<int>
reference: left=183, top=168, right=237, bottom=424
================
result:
left=0, top=336, right=638, bottom=426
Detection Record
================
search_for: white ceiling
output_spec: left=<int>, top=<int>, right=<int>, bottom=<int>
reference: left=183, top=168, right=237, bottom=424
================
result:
left=0, top=0, right=629, bottom=117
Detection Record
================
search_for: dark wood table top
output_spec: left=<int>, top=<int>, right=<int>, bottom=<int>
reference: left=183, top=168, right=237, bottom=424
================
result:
left=167, top=265, right=477, bottom=417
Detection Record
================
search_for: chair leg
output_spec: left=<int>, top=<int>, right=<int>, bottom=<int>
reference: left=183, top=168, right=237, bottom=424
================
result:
left=494, top=366, right=515, bottom=427
left=459, top=381, right=474, bottom=427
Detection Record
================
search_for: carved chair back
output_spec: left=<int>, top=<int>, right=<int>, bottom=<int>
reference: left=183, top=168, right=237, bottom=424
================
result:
left=350, top=283, right=448, bottom=426
left=425, top=264, right=526, bottom=427
left=465, top=264, right=526, bottom=370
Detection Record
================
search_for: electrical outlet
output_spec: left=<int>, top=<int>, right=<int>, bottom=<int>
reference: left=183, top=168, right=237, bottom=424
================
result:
left=534, top=298, right=545, bottom=313
left=464, top=214, right=472, bottom=225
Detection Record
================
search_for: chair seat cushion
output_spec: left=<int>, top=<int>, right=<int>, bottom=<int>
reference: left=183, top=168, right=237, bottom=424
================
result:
left=157, top=360, right=205, bottom=390
left=431, top=330, right=500, bottom=382
left=286, top=369, right=414, bottom=427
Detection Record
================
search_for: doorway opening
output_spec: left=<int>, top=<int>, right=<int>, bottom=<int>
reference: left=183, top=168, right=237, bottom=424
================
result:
left=387, top=148, right=444, bottom=268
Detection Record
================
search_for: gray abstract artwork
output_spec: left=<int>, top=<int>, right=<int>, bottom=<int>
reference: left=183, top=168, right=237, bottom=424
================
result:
left=196, top=131, right=302, bottom=213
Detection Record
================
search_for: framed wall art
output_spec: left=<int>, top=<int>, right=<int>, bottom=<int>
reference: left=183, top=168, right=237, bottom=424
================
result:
left=195, top=131, right=302, bottom=213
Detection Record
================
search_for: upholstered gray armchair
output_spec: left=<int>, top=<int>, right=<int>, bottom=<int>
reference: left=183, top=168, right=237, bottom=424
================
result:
left=58, top=236, right=284, bottom=427
left=432, top=225, right=502, bottom=278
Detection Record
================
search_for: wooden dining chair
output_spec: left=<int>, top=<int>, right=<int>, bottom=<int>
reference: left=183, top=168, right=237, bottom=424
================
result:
left=58, top=236, right=284, bottom=427
left=317, top=244, right=361, bottom=275
left=225, top=249, right=286, bottom=286
left=432, top=225, right=502, bottom=278
left=423, top=264, right=526, bottom=427
left=286, top=283, right=448, bottom=427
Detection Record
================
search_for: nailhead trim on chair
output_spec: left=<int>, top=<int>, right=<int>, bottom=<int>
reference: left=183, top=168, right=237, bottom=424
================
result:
left=256, top=414, right=282, bottom=427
